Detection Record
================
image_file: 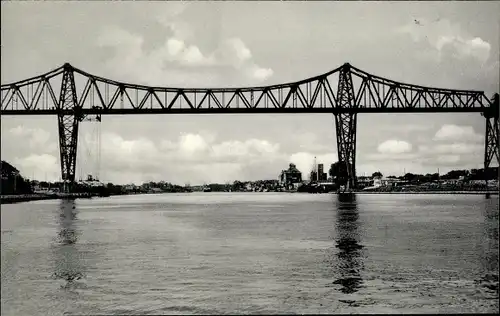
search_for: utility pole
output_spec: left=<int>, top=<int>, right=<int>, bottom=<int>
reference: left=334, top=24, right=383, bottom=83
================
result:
left=314, top=156, right=317, bottom=182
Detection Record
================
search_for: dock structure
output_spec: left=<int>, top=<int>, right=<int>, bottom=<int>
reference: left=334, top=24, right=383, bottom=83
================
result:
left=1, top=192, right=94, bottom=204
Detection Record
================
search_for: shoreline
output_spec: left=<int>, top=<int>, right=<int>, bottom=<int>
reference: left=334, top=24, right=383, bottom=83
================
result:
left=1, top=190, right=498, bottom=204
left=352, top=191, right=498, bottom=195
left=0, top=193, right=93, bottom=205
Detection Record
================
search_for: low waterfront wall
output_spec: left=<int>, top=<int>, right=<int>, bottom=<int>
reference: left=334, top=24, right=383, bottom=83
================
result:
left=1, top=192, right=93, bottom=204
left=355, top=191, right=499, bottom=195
left=1, top=190, right=498, bottom=205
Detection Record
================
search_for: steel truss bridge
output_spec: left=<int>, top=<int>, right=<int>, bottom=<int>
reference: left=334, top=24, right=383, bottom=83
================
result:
left=1, top=63, right=498, bottom=192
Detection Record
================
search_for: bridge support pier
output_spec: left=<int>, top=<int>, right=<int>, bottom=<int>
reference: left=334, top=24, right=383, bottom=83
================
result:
left=335, top=113, right=357, bottom=189
left=57, top=64, right=80, bottom=193
left=335, top=64, right=358, bottom=190
left=483, top=93, right=499, bottom=184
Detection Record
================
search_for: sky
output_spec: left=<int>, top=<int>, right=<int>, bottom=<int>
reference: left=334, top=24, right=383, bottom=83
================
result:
left=1, top=1, right=499, bottom=185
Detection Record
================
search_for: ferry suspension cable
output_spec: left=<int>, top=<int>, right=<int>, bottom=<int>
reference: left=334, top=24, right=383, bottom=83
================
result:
left=78, top=83, right=102, bottom=184
left=79, top=117, right=101, bottom=182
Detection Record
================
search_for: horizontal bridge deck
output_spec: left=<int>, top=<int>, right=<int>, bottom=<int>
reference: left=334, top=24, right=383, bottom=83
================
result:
left=0, top=107, right=490, bottom=115
left=1, top=63, right=497, bottom=116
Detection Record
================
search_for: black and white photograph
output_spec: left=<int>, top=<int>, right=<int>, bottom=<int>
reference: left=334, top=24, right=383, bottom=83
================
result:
left=1, top=0, right=498, bottom=314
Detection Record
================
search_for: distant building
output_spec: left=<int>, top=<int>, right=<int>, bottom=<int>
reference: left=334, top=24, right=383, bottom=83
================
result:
left=364, top=177, right=408, bottom=190
left=77, top=174, right=104, bottom=188
left=280, top=163, right=302, bottom=187
left=124, top=184, right=138, bottom=192
left=356, top=177, right=372, bottom=189
left=318, top=164, right=325, bottom=181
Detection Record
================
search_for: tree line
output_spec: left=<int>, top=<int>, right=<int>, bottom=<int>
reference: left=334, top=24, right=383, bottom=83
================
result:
left=1, top=159, right=498, bottom=196
left=364, top=168, right=498, bottom=183
left=329, top=161, right=499, bottom=186
left=1, top=161, right=33, bottom=195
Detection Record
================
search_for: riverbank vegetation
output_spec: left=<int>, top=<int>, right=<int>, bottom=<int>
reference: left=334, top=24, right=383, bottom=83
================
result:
left=2, top=159, right=498, bottom=198
left=1, top=161, right=33, bottom=195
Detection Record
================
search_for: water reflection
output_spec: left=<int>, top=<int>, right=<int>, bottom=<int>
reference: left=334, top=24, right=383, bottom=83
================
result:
left=52, top=199, right=85, bottom=287
left=482, top=199, right=499, bottom=273
left=477, top=198, right=499, bottom=295
left=332, top=194, right=365, bottom=294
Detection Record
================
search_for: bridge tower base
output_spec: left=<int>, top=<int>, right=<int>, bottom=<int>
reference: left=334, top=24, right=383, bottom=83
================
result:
left=335, top=113, right=357, bottom=189
left=483, top=93, right=499, bottom=182
left=335, top=64, right=357, bottom=190
left=57, top=64, right=81, bottom=193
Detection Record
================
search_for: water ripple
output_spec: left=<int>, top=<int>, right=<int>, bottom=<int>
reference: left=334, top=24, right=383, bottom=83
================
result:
left=1, top=193, right=498, bottom=315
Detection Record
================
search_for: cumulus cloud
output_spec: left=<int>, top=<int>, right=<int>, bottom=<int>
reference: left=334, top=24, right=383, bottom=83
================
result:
left=9, top=126, right=26, bottom=136
left=433, top=124, right=483, bottom=142
left=437, top=36, right=491, bottom=63
left=161, top=37, right=215, bottom=66
left=6, top=125, right=58, bottom=159
left=398, top=18, right=492, bottom=63
left=417, top=128, right=484, bottom=168
left=212, top=139, right=280, bottom=160
left=365, top=139, right=415, bottom=162
left=418, top=143, right=483, bottom=155
left=5, top=124, right=488, bottom=184
left=9, top=125, right=53, bottom=150
left=89, top=132, right=286, bottom=184
left=4, top=123, right=341, bottom=184
left=363, top=130, right=486, bottom=172
left=249, top=65, right=274, bottom=82
left=179, top=134, right=210, bottom=155
left=217, top=38, right=253, bottom=68
left=380, top=124, right=432, bottom=133
left=377, top=139, right=412, bottom=154
left=365, top=153, right=420, bottom=162
left=436, top=155, right=461, bottom=164
left=291, top=132, right=333, bottom=153
left=13, top=154, right=59, bottom=181
left=7, top=131, right=284, bottom=184
left=97, top=20, right=273, bottom=86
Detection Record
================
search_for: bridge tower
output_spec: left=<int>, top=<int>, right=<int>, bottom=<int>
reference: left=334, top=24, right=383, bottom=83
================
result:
left=334, top=63, right=357, bottom=190
left=483, top=93, right=499, bottom=179
left=57, top=64, right=81, bottom=193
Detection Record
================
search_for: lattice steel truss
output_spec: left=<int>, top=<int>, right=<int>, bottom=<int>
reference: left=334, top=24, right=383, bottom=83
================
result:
left=1, top=62, right=498, bottom=190
left=335, top=65, right=357, bottom=189
left=1, top=63, right=494, bottom=114
left=57, top=65, right=80, bottom=192
left=484, top=94, right=499, bottom=173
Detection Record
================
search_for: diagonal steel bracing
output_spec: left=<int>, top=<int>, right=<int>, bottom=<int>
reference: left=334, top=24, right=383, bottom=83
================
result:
left=335, top=64, right=357, bottom=190
left=484, top=118, right=499, bottom=168
left=1, top=62, right=499, bottom=190
left=484, top=93, right=499, bottom=177
left=57, top=64, right=80, bottom=192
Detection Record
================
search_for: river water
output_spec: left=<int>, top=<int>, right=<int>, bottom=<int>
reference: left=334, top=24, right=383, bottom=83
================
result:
left=1, top=193, right=498, bottom=315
